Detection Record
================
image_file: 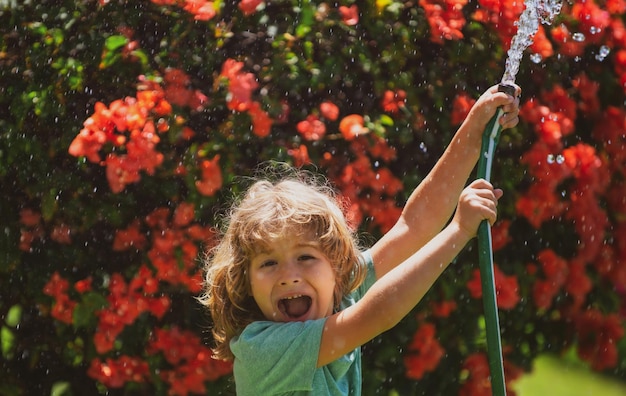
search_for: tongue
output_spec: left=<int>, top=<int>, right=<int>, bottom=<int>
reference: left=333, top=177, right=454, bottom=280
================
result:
left=284, top=297, right=310, bottom=317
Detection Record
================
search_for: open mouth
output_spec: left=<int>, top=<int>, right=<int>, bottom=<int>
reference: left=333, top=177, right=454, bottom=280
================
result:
left=278, top=295, right=312, bottom=319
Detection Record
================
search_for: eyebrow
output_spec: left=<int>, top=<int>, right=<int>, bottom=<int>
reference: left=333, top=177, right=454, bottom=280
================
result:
left=253, top=240, right=321, bottom=256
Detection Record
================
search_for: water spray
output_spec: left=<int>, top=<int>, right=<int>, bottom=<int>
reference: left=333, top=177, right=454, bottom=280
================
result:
left=476, top=1, right=562, bottom=395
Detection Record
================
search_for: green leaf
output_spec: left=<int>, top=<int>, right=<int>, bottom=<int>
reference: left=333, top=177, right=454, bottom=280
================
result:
left=104, top=35, right=129, bottom=51
left=295, top=4, right=314, bottom=38
left=5, top=304, right=22, bottom=327
left=131, top=49, right=149, bottom=67
left=379, top=114, right=395, bottom=127
left=51, top=382, right=71, bottom=396
left=41, top=188, right=58, bottom=222
left=1, top=326, right=15, bottom=358
left=72, top=292, right=107, bottom=329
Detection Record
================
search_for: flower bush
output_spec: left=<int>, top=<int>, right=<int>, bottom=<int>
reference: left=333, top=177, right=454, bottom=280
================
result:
left=1, top=0, right=625, bottom=394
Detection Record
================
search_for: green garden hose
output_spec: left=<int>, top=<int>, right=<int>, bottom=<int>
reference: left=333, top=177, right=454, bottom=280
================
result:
left=476, top=83, right=516, bottom=396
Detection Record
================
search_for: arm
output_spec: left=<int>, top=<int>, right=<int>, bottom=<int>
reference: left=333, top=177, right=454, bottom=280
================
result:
left=318, top=179, right=502, bottom=367
left=371, top=85, right=520, bottom=279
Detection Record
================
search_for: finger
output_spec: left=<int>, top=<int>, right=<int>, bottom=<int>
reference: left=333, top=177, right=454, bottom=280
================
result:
left=499, top=110, right=519, bottom=128
left=501, top=96, right=520, bottom=113
left=465, top=196, right=498, bottom=226
left=469, top=178, right=494, bottom=189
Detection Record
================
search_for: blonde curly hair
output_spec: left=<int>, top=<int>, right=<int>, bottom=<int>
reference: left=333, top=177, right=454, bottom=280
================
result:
left=198, top=168, right=366, bottom=361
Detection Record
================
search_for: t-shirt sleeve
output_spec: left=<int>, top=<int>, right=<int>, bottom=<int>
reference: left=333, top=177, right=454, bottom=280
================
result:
left=355, top=249, right=377, bottom=299
left=230, top=319, right=326, bottom=395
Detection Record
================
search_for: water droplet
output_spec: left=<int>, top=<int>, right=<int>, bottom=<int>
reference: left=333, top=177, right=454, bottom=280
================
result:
left=530, top=53, right=543, bottom=63
left=572, top=32, right=585, bottom=42
left=595, top=45, right=610, bottom=61
left=556, top=154, right=564, bottom=164
left=547, top=154, right=554, bottom=164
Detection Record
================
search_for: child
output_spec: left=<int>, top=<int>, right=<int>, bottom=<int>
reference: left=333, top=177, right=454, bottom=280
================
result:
left=198, top=84, right=520, bottom=395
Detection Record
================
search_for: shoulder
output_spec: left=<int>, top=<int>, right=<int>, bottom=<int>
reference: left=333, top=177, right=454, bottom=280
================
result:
left=232, top=319, right=326, bottom=358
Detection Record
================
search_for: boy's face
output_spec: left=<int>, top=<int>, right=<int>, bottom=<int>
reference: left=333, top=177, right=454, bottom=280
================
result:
left=249, top=233, right=336, bottom=322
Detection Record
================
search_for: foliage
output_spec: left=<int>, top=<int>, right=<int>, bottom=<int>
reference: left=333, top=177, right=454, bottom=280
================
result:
left=1, top=0, right=625, bottom=395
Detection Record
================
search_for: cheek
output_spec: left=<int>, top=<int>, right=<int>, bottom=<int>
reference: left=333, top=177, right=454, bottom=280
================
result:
left=249, top=272, right=272, bottom=299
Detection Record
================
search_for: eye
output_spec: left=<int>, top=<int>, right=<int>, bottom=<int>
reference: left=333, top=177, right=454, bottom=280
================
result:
left=260, top=260, right=277, bottom=268
left=298, top=254, right=315, bottom=261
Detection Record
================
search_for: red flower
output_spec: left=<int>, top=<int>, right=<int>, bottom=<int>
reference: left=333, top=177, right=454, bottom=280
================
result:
left=562, top=143, right=606, bottom=190
left=238, top=0, right=263, bottom=16
left=173, top=202, right=195, bottom=227
left=575, top=309, right=624, bottom=370
left=368, top=135, right=397, bottom=162
left=364, top=195, right=403, bottom=233
left=105, top=154, right=141, bottom=193
left=43, top=272, right=70, bottom=299
left=551, top=23, right=586, bottom=57
left=248, top=101, right=273, bottom=137
left=466, top=265, right=520, bottom=310
left=68, top=116, right=110, bottom=163
left=338, top=5, right=359, bottom=26
left=420, top=0, right=468, bottom=44
left=451, top=92, right=475, bottom=125
left=19, top=208, right=41, bottom=227
left=74, top=277, right=93, bottom=294
left=297, top=115, right=326, bottom=141
left=565, top=260, right=592, bottom=311
left=370, top=167, right=403, bottom=195
left=541, top=85, right=577, bottom=126
left=113, top=220, right=147, bottom=251
left=87, top=356, right=150, bottom=388
left=404, top=323, right=444, bottom=379
left=223, top=64, right=258, bottom=111
left=50, top=223, right=72, bottom=244
left=431, top=300, right=457, bottom=318
left=288, top=144, right=312, bottom=167
left=531, top=249, right=567, bottom=310
left=491, top=220, right=511, bottom=252
left=149, top=327, right=233, bottom=393
left=571, top=1, right=610, bottom=45
left=51, top=295, right=76, bottom=324
left=320, top=101, right=339, bottom=121
left=515, top=186, right=560, bottom=229
left=459, top=353, right=491, bottom=396
left=164, top=68, right=192, bottom=107
left=43, top=273, right=77, bottom=324
left=70, top=82, right=172, bottom=193
left=472, top=0, right=523, bottom=51
left=93, top=270, right=172, bottom=354
left=381, top=89, right=407, bottom=114
left=572, top=73, right=600, bottom=115
left=183, top=0, right=217, bottom=21
left=529, top=25, right=554, bottom=59
left=195, top=155, right=223, bottom=196
left=460, top=352, right=521, bottom=396
left=339, top=114, right=368, bottom=140
left=593, top=106, right=626, bottom=174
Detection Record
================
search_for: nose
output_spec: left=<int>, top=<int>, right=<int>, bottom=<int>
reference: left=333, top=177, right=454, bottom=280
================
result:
left=279, top=261, right=301, bottom=286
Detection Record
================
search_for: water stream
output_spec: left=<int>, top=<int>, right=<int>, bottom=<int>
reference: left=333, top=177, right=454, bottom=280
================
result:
left=501, top=0, right=563, bottom=85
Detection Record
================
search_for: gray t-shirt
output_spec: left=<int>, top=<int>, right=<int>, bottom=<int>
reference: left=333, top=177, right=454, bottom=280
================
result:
left=230, top=250, right=376, bottom=395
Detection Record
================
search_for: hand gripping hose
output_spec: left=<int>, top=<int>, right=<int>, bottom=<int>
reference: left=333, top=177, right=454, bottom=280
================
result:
left=476, top=83, right=516, bottom=396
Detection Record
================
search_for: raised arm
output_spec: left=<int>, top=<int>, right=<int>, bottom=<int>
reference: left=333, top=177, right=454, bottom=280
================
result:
left=318, top=179, right=502, bottom=367
left=370, top=85, right=519, bottom=279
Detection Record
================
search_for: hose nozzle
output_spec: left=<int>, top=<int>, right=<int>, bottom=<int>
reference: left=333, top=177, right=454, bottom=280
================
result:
left=498, top=83, right=516, bottom=97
